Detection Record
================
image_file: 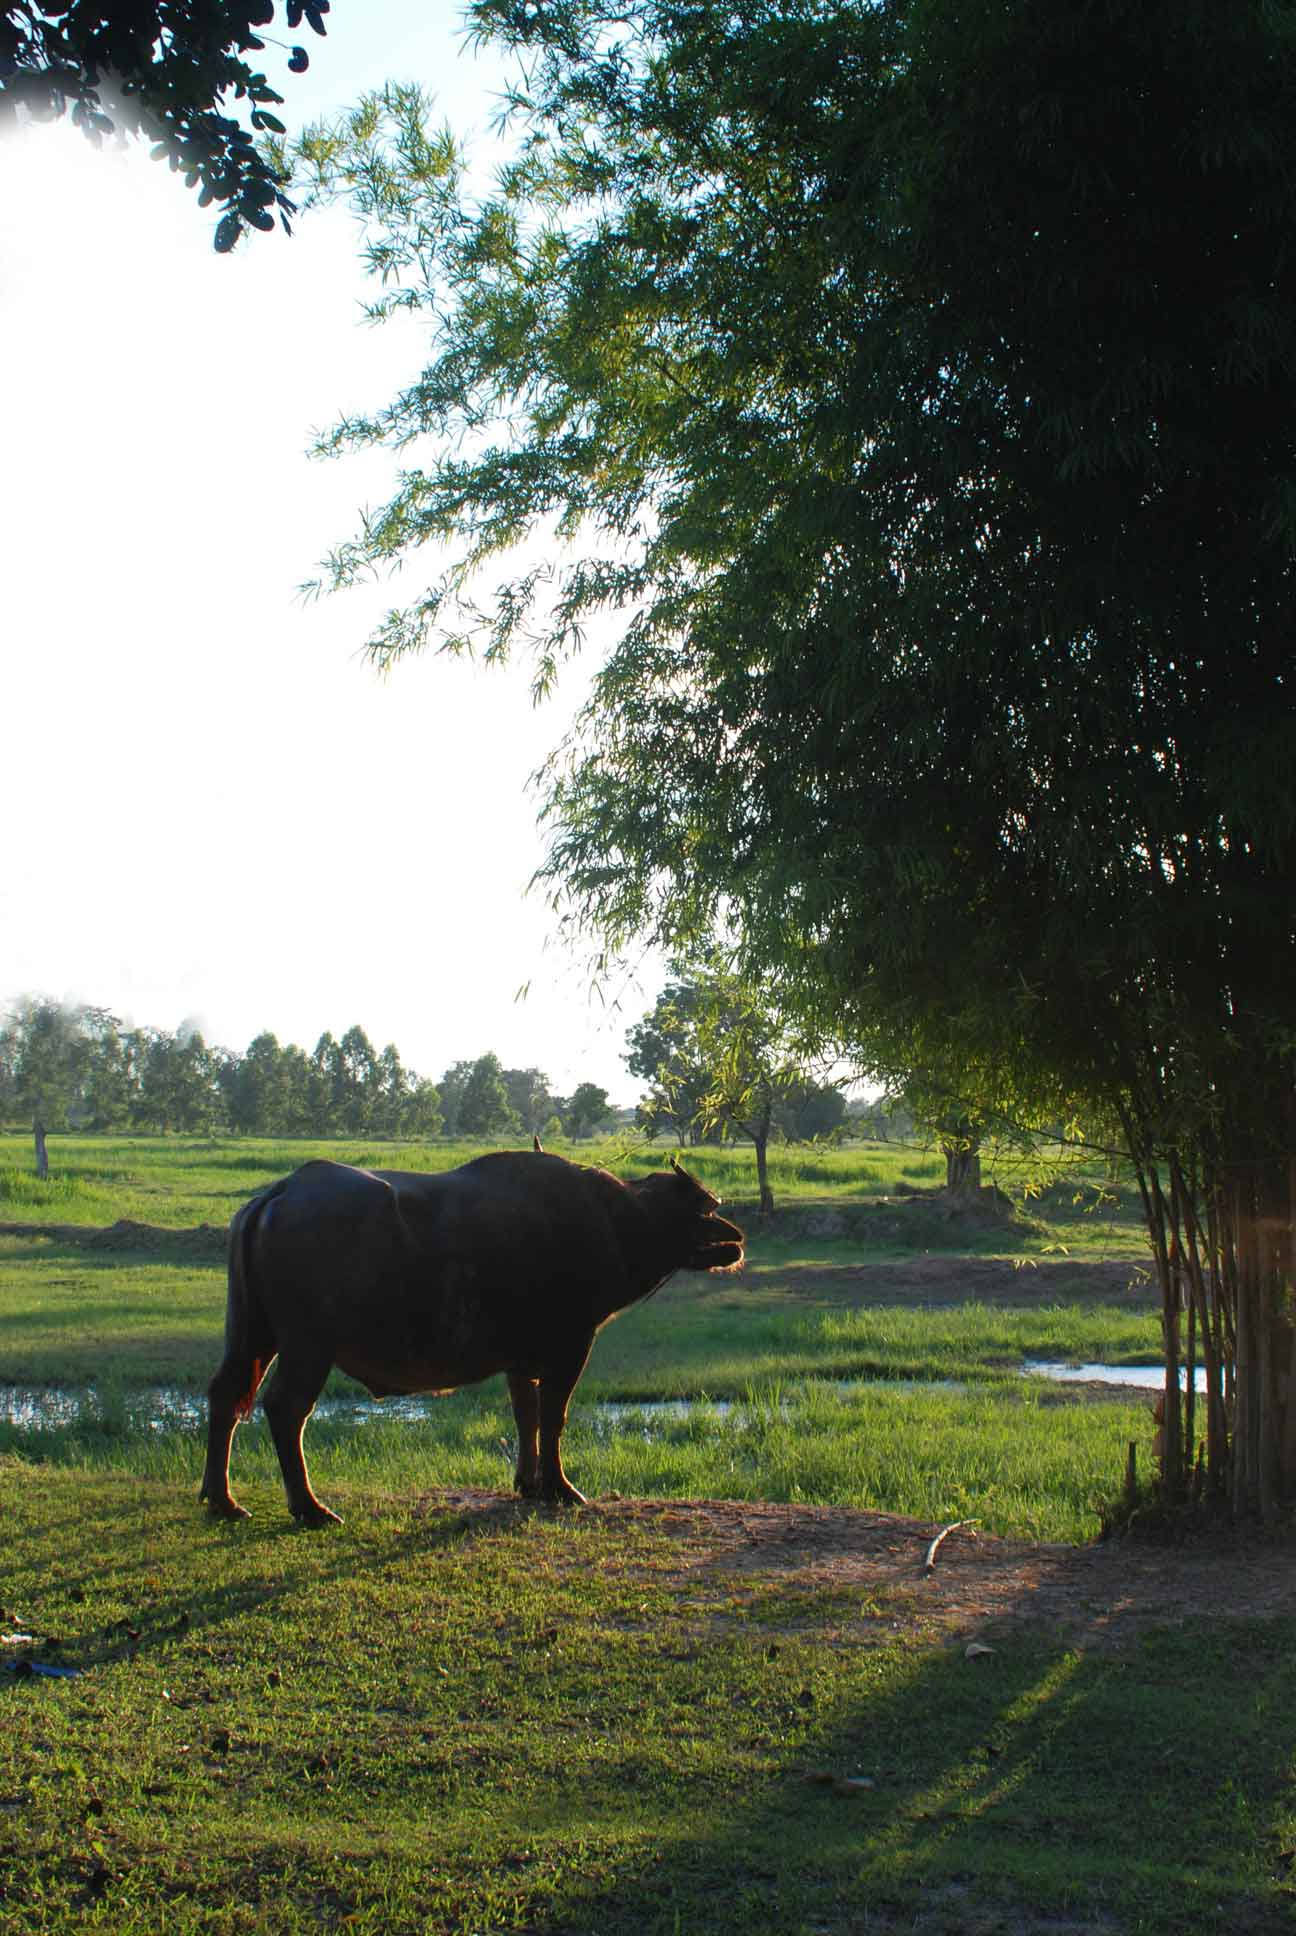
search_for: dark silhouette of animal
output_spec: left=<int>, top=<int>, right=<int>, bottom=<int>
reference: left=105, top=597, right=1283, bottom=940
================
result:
left=201, top=1150, right=744, bottom=1523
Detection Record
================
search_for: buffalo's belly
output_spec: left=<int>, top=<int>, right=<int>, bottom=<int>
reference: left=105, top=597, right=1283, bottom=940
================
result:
left=316, top=1274, right=511, bottom=1391
left=334, top=1350, right=502, bottom=1399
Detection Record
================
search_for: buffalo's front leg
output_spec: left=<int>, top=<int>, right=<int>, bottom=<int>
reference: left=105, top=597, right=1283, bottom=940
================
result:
left=260, top=1352, right=340, bottom=1527
left=537, top=1343, right=593, bottom=1505
left=508, top=1373, right=541, bottom=1496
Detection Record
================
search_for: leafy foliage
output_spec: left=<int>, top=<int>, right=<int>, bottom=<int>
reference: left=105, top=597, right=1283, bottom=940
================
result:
left=0, top=1, right=331, bottom=249
left=292, top=2, right=1296, bottom=1513
left=626, top=961, right=842, bottom=1209
left=457, top=1048, right=519, bottom=1137
left=564, top=1078, right=610, bottom=1136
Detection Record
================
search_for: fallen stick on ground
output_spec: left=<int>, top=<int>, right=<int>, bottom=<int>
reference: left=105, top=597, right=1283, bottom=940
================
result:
left=923, top=1518, right=980, bottom=1573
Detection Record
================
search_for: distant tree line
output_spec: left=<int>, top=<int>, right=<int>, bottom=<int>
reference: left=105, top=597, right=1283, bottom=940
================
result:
left=0, top=997, right=617, bottom=1175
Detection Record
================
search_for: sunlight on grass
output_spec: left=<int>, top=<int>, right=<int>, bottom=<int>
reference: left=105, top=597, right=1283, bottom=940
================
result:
left=5, top=1378, right=1147, bottom=1543
left=0, top=1462, right=1290, bottom=1936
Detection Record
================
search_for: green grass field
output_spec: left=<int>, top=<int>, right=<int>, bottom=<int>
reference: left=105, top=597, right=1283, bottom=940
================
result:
left=3, top=1133, right=1286, bottom=1933
left=0, top=1129, right=1148, bottom=1250
left=1, top=1468, right=1292, bottom=1936
left=0, top=1132, right=1160, bottom=1546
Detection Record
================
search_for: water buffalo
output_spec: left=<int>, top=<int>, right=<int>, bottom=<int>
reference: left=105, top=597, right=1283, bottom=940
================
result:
left=201, top=1149, right=744, bottom=1524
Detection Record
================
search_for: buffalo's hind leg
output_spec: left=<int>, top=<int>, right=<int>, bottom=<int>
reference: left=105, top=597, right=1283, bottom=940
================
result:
left=508, top=1373, right=541, bottom=1497
left=201, top=1350, right=271, bottom=1520
left=260, top=1351, right=341, bottom=1527
left=537, top=1342, right=594, bottom=1505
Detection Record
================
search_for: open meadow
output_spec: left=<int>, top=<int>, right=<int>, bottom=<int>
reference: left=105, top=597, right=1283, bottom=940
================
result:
left=2, top=1133, right=1293, bottom=1933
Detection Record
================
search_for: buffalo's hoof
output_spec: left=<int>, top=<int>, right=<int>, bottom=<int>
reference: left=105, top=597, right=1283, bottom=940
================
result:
left=205, top=1497, right=251, bottom=1521
left=293, top=1502, right=343, bottom=1528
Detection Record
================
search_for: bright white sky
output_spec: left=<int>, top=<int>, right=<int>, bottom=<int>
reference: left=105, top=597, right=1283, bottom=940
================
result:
left=1, top=3, right=663, bottom=1103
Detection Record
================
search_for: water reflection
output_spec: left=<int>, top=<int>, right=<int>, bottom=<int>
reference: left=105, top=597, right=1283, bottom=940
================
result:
left=1022, top=1361, right=1208, bottom=1392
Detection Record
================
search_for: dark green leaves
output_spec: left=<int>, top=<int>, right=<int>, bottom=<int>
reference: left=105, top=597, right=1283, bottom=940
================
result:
left=0, top=3, right=321, bottom=249
left=287, top=0, right=329, bottom=32
left=295, top=3, right=1296, bottom=1175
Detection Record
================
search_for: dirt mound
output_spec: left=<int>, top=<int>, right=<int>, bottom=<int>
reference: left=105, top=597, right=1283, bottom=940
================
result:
left=731, top=1187, right=1035, bottom=1246
left=0, top=1219, right=228, bottom=1257
left=87, top=1219, right=228, bottom=1256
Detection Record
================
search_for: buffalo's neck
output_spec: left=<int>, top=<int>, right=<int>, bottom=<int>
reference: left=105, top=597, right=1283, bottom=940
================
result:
left=607, top=1224, right=700, bottom=1320
left=591, top=1262, right=677, bottom=1329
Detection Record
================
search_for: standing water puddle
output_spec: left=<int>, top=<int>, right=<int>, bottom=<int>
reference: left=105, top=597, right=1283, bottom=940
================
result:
left=1023, top=1362, right=1208, bottom=1392
left=0, top=1364, right=1193, bottom=1434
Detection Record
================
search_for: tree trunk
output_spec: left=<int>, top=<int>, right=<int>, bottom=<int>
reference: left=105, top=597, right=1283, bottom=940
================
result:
left=33, top=1119, right=49, bottom=1180
left=944, top=1142, right=982, bottom=1195
left=1122, top=1079, right=1296, bottom=1520
left=753, top=1131, right=774, bottom=1214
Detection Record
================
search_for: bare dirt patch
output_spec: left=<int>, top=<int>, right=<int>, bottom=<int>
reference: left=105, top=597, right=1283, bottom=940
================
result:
left=751, top=1252, right=1154, bottom=1309
left=421, top=1488, right=1296, bottom=1651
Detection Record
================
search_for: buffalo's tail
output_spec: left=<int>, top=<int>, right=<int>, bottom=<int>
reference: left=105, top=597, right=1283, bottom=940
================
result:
left=224, top=1179, right=288, bottom=1420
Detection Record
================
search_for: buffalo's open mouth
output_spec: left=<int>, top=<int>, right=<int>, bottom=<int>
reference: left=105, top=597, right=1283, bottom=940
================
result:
left=688, top=1214, right=746, bottom=1273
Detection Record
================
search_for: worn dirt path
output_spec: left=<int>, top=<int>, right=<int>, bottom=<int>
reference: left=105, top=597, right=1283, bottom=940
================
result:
left=419, top=1488, right=1295, bottom=1651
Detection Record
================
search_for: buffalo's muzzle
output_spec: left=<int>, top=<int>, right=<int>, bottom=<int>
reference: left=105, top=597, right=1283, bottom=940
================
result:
left=688, top=1214, right=746, bottom=1273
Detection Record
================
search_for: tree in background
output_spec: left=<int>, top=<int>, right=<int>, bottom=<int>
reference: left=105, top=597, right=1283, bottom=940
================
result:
left=626, top=979, right=713, bottom=1146
left=627, top=964, right=811, bottom=1211
left=369, top=1042, right=408, bottom=1137
left=224, top=1030, right=291, bottom=1134
left=333, top=1024, right=378, bottom=1135
left=132, top=1025, right=222, bottom=1133
left=776, top=1080, right=847, bottom=1147
left=458, top=1052, right=519, bottom=1140
left=307, top=1032, right=342, bottom=1136
left=368, top=1042, right=444, bottom=1138
left=900, top=1078, right=985, bottom=1198
left=627, top=964, right=843, bottom=1202
left=0, top=998, right=93, bottom=1175
left=501, top=1066, right=559, bottom=1137
left=402, top=1074, right=444, bottom=1139
left=79, top=1012, right=136, bottom=1131
left=564, top=1082, right=610, bottom=1140
left=435, top=1059, right=473, bottom=1138
left=296, top=5, right=1296, bottom=1518
left=274, top=1042, right=316, bottom=1134
left=0, top=1, right=331, bottom=251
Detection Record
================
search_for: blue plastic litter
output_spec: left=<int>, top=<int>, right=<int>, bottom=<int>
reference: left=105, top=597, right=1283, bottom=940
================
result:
left=2, top=1658, right=83, bottom=1679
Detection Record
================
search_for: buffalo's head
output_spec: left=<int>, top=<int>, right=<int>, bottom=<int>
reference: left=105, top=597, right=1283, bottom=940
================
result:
left=631, top=1156, right=746, bottom=1272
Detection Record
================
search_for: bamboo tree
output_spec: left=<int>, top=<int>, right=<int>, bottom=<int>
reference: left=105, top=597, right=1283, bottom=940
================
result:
left=290, top=0, right=1296, bottom=1516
